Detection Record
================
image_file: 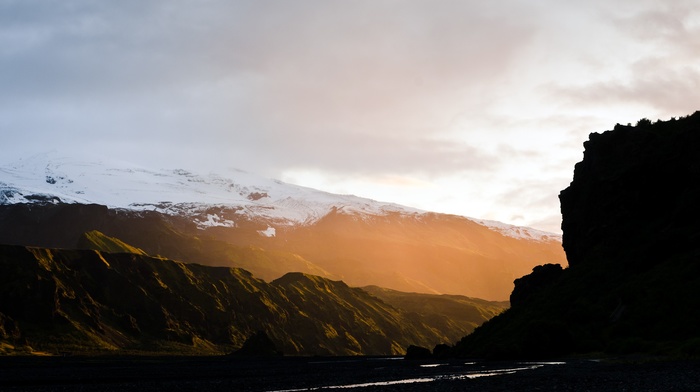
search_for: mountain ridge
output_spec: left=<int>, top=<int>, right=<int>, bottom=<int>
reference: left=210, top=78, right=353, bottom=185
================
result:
left=0, top=153, right=566, bottom=300
left=0, top=152, right=559, bottom=242
left=0, top=242, right=507, bottom=356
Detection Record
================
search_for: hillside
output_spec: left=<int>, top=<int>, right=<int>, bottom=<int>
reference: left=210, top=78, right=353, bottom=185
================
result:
left=0, top=202, right=564, bottom=300
left=0, top=154, right=565, bottom=300
left=0, top=243, right=500, bottom=356
left=246, top=209, right=563, bottom=300
left=0, top=203, right=337, bottom=282
left=363, top=286, right=508, bottom=342
left=78, top=230, right=147, bottom=255
left=454, top=112, right=700, bottom=359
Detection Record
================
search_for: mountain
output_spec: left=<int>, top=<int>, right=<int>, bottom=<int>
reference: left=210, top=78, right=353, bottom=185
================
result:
left=78, top=230, right=147, bottom=255
left=363, top=286, right=508, bottom=339
left=0, top=243, right=508, bottom=356
left=0, top=153, right=564, bottom=300
left=454, top=112, right=700, bottom=359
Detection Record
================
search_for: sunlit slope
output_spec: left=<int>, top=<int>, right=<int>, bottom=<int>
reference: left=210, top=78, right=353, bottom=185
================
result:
left=0, top=244, right=473, bottom=356
left=265, top=210, right=564, bottom=300
left=0, top=203, right=333, bottom=282
left=77, top=230, right=147, bottom=255
left=71, top=230, right=511, bottom=347
left=0, top=202, right=564, bottom=300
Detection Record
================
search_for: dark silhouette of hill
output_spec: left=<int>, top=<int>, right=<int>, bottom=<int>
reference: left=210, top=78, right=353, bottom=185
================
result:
left=0, top=240, right=507, bottom=356
left=0, top=244, right=438, bottom=355
left=454, top=111, right=700, bottom=359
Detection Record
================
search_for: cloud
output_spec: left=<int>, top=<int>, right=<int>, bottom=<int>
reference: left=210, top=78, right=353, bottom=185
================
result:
left=544, top=1, right=700, bottom=118
left=527, top=214, right=564, bottom=235
left=548, top=63, right=700, bottom=117
left=614, top=1, right=700, bottom=52
left=263, top=133, right=502, bottom=177
left=0, top=1, right=541, bottom=176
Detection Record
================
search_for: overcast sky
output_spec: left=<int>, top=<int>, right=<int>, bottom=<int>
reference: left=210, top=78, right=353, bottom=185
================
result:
left=1, top=0, right=699, bottom=233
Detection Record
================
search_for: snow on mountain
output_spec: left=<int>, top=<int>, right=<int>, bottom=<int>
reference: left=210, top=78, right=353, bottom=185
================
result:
left=473, top=219, right=561, bottom=242
left=0, top=152, right=421, bottom=226
left=0, top=152, right=560, bottom=242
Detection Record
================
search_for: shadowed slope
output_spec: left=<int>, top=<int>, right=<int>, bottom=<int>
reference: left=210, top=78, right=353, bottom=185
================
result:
left=0, top=244, right=466, bottom=356
left=363, top=285, right=508, bottom=343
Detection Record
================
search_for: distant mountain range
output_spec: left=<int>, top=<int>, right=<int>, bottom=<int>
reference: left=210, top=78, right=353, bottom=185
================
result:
left=0, top=153, right=565, bottom=300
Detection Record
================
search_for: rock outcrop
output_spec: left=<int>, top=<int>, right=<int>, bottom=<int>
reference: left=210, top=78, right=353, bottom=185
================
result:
left=509, top=264, right=563, bottom=306
left=454, top=112, right=700, bottom=359
left=230, top=330, right=283, bottom=357
left=560, top=112, right=700, bottom=269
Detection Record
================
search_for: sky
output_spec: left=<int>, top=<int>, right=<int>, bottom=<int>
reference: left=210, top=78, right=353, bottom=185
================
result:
left=1, top=0, right=699, bottom=233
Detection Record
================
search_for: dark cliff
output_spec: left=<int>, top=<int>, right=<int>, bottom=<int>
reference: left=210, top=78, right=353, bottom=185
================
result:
left=560, top=112, right=700, bottom=269
left=454, top=112, right=700, bottom=359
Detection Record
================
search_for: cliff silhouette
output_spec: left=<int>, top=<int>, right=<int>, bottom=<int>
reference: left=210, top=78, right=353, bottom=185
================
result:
left=455, top=111, right=700, bottom=358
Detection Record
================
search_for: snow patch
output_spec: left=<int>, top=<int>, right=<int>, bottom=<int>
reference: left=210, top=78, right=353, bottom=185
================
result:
left=473, top=218, right=561, bottom=242
left=258, top=226, right=276, bottom=237
left=195, top=214, right=236, bottom=229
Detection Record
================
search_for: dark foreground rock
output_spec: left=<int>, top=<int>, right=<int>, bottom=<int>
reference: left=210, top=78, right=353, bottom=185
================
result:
left=455, top=112, right=700, bottom=359
left=230, top=330, right=283, bottom=357
left=404, top=345, right=432, bottom=360
left=0, top=356, right=698, bottom=391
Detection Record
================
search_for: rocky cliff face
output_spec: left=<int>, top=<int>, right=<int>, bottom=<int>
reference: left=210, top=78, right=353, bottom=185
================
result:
left=454, top=112, right=700, bottom=358
left=560, top=112, right=700, bottom=268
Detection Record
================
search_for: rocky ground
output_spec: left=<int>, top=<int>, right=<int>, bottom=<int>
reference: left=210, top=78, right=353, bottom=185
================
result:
left=0, top=355, right=698, bottom=391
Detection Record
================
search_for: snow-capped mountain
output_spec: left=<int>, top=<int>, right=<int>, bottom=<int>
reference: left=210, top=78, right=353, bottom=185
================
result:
left=0, top=152, right=558, bottom=242
left=0, top=153, right=566, bottom=300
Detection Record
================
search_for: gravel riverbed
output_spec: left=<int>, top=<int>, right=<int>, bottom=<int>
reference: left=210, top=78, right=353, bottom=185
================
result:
left=1, top=356, right=698, bottom=391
